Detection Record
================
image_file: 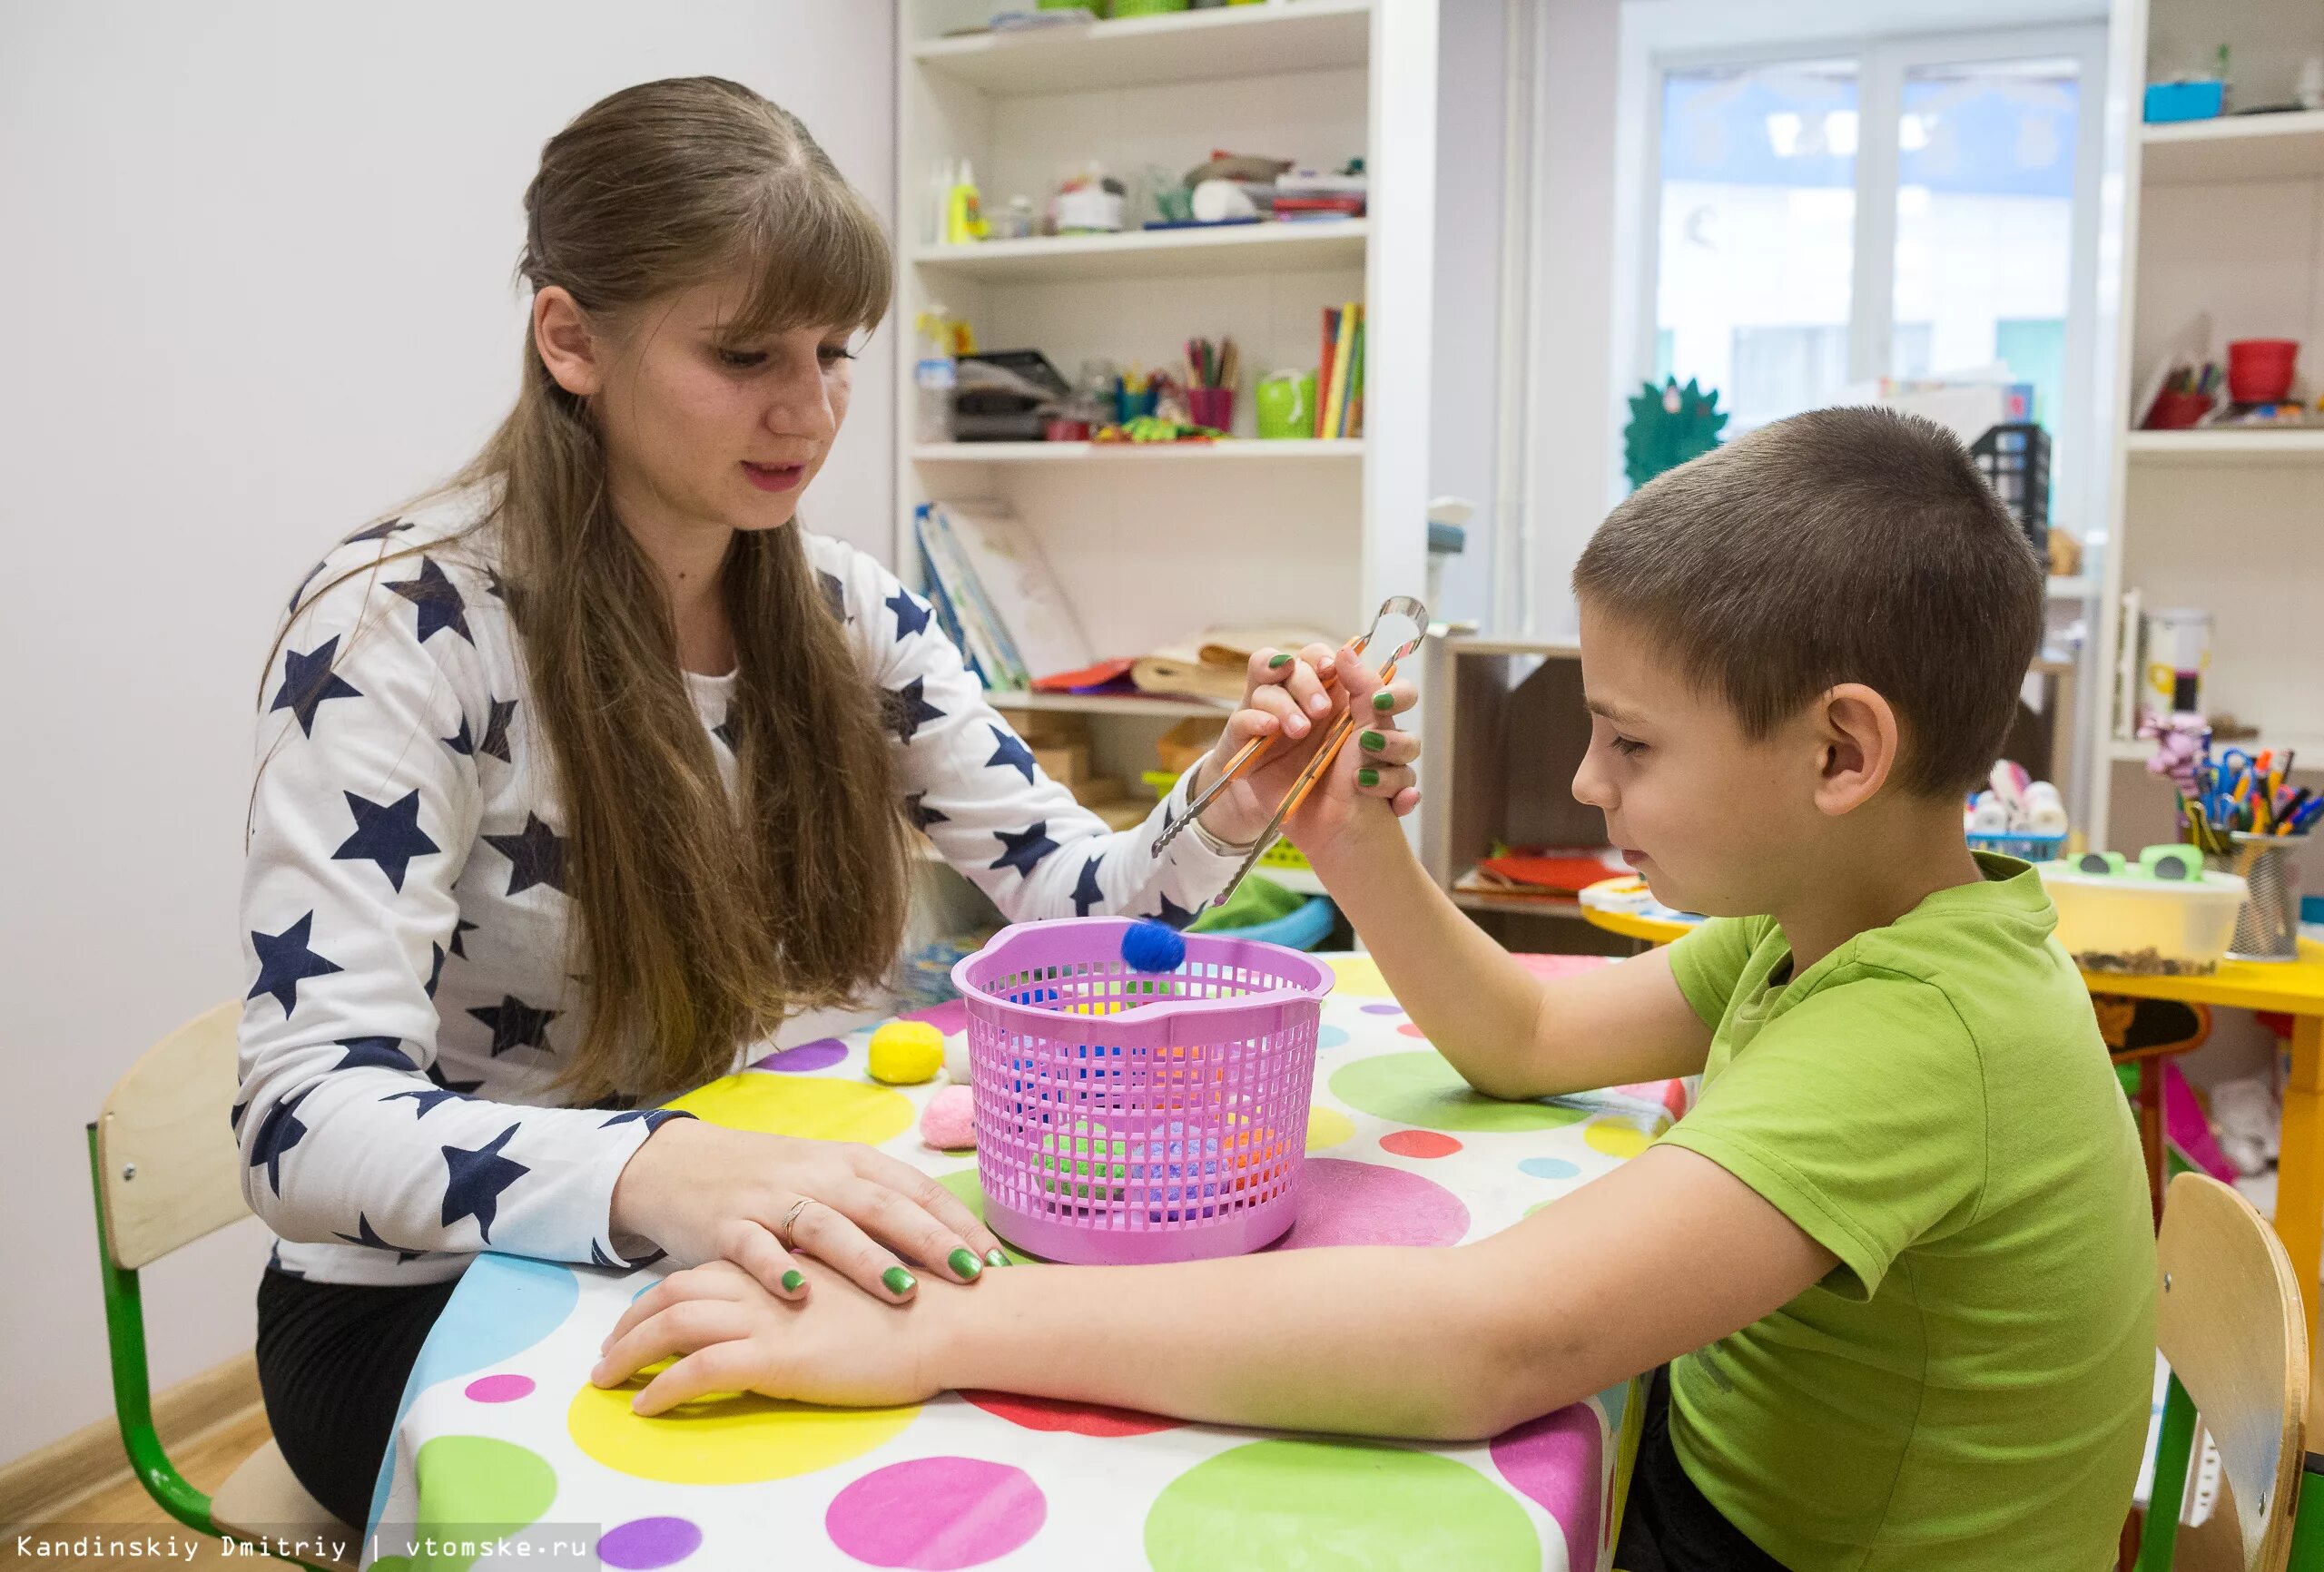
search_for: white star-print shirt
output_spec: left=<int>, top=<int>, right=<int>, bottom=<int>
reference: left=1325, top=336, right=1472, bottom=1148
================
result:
left=237, top=485, right=1244, bottom=1286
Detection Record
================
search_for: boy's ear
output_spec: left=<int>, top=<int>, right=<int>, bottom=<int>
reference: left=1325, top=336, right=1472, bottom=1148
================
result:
left=1811, top=683, right=1899, bottom=815
left=533, top=285, right=606, bottom=398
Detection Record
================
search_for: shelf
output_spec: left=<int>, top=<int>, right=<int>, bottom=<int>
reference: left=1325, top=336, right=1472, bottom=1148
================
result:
left=909, top=219, right=1368, bottom=283
left=2124, top=429, right=2324, bottom=466
left=913, top=439, right=1362, bottom=464
left=2142, top=111, right=2324, bottom=185
left=2108, top=735, right=2324, bottom=765
left=1449, top=891, right=1591, bottom=920
left=913, top=0, right=1371, bottom=95
left=2047, top=575, right=2093, bottom=601
left=985, top=690, right=1231, bottom=722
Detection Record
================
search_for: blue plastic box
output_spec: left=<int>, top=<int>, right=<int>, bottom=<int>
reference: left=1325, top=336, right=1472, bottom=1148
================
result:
left=2144, top=81, right=2224, bottom=123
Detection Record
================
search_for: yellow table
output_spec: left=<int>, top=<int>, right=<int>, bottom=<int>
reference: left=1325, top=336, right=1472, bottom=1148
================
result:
left=1579, top=878, right=2324, bottom=1339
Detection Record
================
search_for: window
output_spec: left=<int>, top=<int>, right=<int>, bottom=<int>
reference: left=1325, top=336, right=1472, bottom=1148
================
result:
left=1647, top=31, right=2099, bottom=452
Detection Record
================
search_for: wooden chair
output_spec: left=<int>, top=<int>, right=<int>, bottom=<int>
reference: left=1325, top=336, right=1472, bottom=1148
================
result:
left=2137, top=1173, right=2309, bottom=1570
left=87, top=1002, right=355, bottom=1572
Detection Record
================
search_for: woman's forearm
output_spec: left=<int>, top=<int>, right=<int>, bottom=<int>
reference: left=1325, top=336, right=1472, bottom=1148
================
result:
left=928, top=1243, right=1563, bottom=1441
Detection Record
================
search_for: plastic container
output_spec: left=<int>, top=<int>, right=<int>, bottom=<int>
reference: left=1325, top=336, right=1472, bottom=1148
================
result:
left=2227, top=339, right=2299, bottom=404
left=1967, top=830, right=2067, bottom=862
left=2209, top=831, right=2306, bottom=962
left=2143, top=81, right=2224, bottom=123
left=2038, top=855, right=2249, bottom=977
left=951, top=918, right=1333, bottom=1263
left=2145, top=388, right=2213, bottom=430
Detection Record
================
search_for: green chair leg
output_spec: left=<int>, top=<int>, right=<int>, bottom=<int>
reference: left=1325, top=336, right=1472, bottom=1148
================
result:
left=87, top=1122, right=218, bottom=1538
left=2135, top=1373, right=2198, bottom=1571
left=2290, top=1452, right=2324, bottom=1569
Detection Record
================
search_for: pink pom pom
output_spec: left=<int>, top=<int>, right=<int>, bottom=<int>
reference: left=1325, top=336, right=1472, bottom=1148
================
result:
left=920, top=1084, right=976, bottom=1151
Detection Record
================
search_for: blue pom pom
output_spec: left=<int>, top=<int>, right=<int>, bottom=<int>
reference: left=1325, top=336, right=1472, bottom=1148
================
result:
left=1121, top=919, right=1187, bottom=975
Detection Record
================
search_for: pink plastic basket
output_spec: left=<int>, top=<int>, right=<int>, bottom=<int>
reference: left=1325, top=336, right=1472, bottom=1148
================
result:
left=950, top=918, right=1334, bottom=1264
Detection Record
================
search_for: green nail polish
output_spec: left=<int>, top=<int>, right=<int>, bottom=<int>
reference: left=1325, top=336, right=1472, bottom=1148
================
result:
left=949, top=1247, right=982, bottom=1280
left=882, top=1265, right=916, bottom=1297
left=1267, top=653, right=1293, bottom=669
left=1373, top=691, right=1395, bottom=712
left=780, top=1268, right=804, bottom=1292
left=986, top=1248, right=1009, bottom=1267
left=1357, top=767, right=1380, bottom=787
left=1360, top=730, right=1385, bottom=752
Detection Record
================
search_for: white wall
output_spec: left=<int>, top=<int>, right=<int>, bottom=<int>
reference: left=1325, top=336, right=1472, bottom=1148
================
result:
left=0, top=1, right=895, bottom=1468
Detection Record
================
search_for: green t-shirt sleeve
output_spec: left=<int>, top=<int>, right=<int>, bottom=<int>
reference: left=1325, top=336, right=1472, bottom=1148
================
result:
left=1666, top=916, right=1768, bottom=1029
left=1657, top=972, right=1988, bottom=1300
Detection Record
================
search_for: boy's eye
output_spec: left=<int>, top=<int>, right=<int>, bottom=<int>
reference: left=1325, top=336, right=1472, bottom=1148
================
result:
left=1610, top=736, right=1648, bottom=757
left=818, top=342, right=857, bottom=366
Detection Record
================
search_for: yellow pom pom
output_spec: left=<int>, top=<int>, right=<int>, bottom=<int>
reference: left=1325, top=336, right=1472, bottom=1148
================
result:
left=868, top=1020, right=945, bottom=1086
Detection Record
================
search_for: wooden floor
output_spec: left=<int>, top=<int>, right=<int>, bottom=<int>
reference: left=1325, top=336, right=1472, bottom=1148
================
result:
left=1, top=1406, right=276, bottom=1572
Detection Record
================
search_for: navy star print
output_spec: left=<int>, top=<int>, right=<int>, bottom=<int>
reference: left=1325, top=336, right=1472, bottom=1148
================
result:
left=885, top=678, right=945, bottom=745
left=886, top=586, right=931, bottom=639
left=331, top=1037, right=417, bottom=1074
left=600, top=1108, right=690, bottom=1136
left=270, top=637, right=363, bottom=737
left=248, top=912, right=342, bottom=1015
left=991, top=821, right=1059, bottom=879
left=341, top=517, right=410, bottom=545
left=818, top=569, right=848, bottom=621
left=335, top=1212, right=427, bottom=1263
left=712, top=717, right=737, bottom=751
left=442, top=714, right=474, bottom=756
left=288, top=559, right=329, bottom=614
left=485, top=813, right=566, bottom=896
left=448, top=918, right=478, bottom=958
left=332, top=789, right=439, bottom=892
left=439, top=1125, right=528, bottom=1243
left=478, top=698, right=517, bottom=763
left=1072, top=856, right=1107, bottom=917
left=1147, top=892, right=1199, bottom=931
left=427, top=1058, right=485, bottom=1095
left=984, top=724, right=1037, bottom=784
left=425, top=943, right=446, bottom=998
left=384, top=1086, right=464, bottom=1118
left=469, top=994, right=557, bottom=1056
left=388, top=557, right=472, bottom=645
left=248, top=1089, right=310, bottom=1194
left=906, top=791, right=949, bottom=830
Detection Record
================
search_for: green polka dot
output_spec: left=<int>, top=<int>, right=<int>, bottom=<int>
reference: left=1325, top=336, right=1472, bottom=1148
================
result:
left=936, top=1168, right=1036, bottom=1264
left=1329, top=1052, right=1590, bottom=1134
left=412, top=1435, right=557, bottom=1572
left=371, top=1560, right=412, bottom=1572
left=1146, top=1439, right=1538, bottom=1570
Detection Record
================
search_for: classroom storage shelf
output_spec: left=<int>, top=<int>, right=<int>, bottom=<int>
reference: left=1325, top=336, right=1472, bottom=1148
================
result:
left=985, top=690, right=1230, bottom=722
left=911, top=439, right=1364, bottom=464
left=911, top=0, right=1372, bottom=95
left=909, top=220, right=1369, bottom=284
left=2122, top=429, right=2324, bottom=465
left=2139, top=110, right=2324, bottom=186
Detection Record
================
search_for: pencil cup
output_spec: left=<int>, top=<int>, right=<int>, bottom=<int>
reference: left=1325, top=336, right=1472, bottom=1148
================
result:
left=2208, top=832, right=2304, bottom=961
left=1187, top=387, right=1235, bottom=433
left=951, top=919, right=1334, bottom=1264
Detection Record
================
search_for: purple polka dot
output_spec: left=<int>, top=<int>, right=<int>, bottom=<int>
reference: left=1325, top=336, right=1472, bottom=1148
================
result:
left=825, top=1457, right=1045, bottom=1569
left=752, top=1038, right=846, bottom=1073
left=1491, top=1403, right=1603, bottom=1572
left=600, top=1516, right=703, bottom=1569
left=463, top=1373, right=535, bottom=1403
left=1271, top=1158, right=1468, bottom=1249
left=1361, top=1003, right=1405, bottom=1016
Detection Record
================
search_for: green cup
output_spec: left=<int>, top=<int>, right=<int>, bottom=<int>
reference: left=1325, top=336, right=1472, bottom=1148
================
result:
left=1255, top=369, right=1318, bottom=439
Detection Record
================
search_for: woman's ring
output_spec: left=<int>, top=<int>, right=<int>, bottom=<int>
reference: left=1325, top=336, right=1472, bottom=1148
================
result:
left=773, top=1196, right=815, bottom=1252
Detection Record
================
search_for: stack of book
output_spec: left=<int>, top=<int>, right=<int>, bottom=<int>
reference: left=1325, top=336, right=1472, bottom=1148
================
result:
left=1273, top=167, right=1367, bottom=220
left=1317, top=303, right=1364, bottom=438
left=913, top=500, right=1093, bottom=692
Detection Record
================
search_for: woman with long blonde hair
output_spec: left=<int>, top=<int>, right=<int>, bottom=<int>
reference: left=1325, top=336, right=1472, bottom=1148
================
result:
left=234, top=76, right=1421, bottom=1524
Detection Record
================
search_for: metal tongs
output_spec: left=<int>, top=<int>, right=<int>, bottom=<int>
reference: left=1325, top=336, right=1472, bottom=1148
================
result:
left=1157, top=595, right=1429, bottom=908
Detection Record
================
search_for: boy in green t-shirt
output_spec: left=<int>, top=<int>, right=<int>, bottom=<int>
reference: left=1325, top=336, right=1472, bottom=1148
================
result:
left=593, top=407, right=2155, bottom=1570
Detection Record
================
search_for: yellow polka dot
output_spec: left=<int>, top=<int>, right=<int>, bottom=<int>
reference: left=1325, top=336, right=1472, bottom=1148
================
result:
left=1324, top=956, right=1393, bottom=997
left=1582, top=1118, right=1652, bottom=1159
left=1305, top=1107, right=1355, bottom=1150
left=568, top=1380, right=917, bottom=1484
left=668, top=1074, right=914, bottom=1145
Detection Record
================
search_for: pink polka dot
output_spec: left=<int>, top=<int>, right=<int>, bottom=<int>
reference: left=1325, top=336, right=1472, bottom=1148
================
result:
left=1491, top=1403, right=1603, bottom=1572
left=1396, top=1021, right=1429, bottom=1038
left=1379, top=1129, right=1462, bottom=1159
left=463, top=1373, right=535, bottom=1403
left=904, top=999, right=970, bottom=1037
left=752, top=1038, right=846, bottom=1073
left=825, top=1457, right=1045, bottom=1569
left=962, top=1390, right=1177, bottom=1437
left=1270, top=1158, right=1469, bottom=1249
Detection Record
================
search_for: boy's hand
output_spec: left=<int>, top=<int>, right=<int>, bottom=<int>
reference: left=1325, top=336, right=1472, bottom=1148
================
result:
left=1284, top=644, right=1418, bottom=866
left=1195, top=644, right=1419, bottom=850
left=592, top=1256, right=950, bottom=1415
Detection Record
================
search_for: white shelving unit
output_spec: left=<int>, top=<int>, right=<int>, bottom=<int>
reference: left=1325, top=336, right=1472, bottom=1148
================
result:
left=2086, top=0, right=2324, bottom=856
left=894, top=0, right=1438, bottom=913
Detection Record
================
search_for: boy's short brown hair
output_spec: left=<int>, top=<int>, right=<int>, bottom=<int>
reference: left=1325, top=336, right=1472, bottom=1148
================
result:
left=1572, top=405, right=2043, bottom=798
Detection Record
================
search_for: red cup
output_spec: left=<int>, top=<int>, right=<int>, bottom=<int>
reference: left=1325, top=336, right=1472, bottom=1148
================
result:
left=2145, top=389, right=2213, bottom=430
left=2227, top=339, right=2299, bottom=403
left=1187, top=387, right=1236, bottom=434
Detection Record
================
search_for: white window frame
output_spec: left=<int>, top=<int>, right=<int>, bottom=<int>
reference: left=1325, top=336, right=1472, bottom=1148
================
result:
left=1625, top=25, right=2108, bottom=516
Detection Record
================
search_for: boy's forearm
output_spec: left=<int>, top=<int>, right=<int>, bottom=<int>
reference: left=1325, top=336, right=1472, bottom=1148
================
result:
left=929, top=1244, right=1573, bottom=1440
left=1305, top=825, right=1556, bottom=1098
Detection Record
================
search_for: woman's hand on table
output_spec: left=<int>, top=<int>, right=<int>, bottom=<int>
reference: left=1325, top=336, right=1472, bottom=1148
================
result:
left=1192, top=644, right=1421, bottom=850
left=592, top=1254, right=949, bottom=1414
left=609, top=1118, right=1007, bottom=1305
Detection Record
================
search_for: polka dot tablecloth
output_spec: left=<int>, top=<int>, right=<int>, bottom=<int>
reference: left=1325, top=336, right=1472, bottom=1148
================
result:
left=365, top=952, right=1679, bottom=1571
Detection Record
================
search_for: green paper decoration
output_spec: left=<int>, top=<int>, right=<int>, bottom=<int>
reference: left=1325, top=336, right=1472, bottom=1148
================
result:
left=1624, top=378, right=1728, bottom=490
